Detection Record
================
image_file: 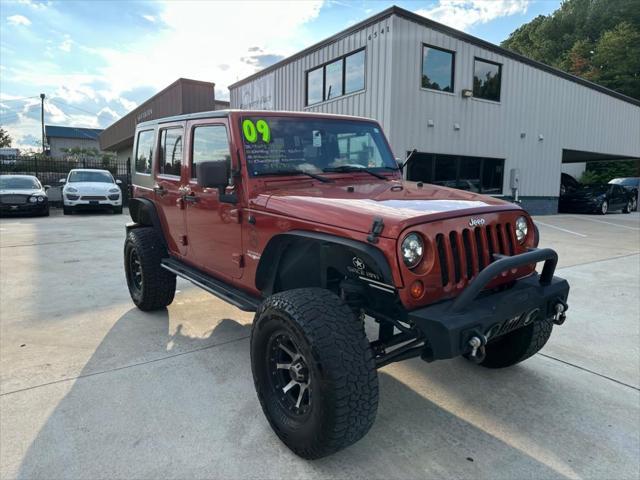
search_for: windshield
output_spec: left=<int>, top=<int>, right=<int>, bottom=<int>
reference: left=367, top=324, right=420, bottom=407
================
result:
left=68, top=171, right=114, bottom=183
left=0, top=176, right=40, bottom=190
left=240, top=116, right=397, bottom=177
left=610, top=178, right=639, bottom=187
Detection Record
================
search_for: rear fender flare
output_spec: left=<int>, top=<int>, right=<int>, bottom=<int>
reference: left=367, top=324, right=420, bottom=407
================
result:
left=126, top=197, right=166, bottom=247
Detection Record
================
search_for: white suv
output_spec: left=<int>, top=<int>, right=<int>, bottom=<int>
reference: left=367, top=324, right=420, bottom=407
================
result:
left=61, top=169, right=123, bottom=215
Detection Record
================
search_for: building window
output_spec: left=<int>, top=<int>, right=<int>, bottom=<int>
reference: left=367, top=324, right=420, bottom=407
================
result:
left=407, top=152, right=504, bottom=194
left=159, top=128, right=183, bottom=177
left=306, top=48, right=365, bottom=105
left=307, top=67, right=323, bottom=105
left=345, top=49, right=365, bottom=94
left=135, top=130, right=154, bottom=174
left=191, top=125, right=230, bottom=180
left=473, top=58, right=502, bottom=101
left=421, top=45, right=455, bottom=93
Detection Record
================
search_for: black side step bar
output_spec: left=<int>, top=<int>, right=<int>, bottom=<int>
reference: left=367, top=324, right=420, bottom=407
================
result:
left=161, top=258, right=261, bottom=312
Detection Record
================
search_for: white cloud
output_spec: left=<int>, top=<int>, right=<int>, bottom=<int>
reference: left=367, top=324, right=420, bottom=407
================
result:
left=94, top=0, right=324, bottom=98
left=59, top=35, right=73, bottom=52
left=7, top=14, right=32, bottom=26
left=416, top=0, right=528, bottom=32
left=142, top=14, right=156, bottom=22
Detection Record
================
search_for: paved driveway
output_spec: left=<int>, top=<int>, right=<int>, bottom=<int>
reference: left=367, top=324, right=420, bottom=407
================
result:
left=1, top=210, right=639, bottom=479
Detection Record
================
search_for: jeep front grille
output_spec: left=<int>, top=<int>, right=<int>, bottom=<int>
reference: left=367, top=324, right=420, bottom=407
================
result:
left=436, top=223, right=515, bottom=287
left=80, top=195, right=106, bottom=200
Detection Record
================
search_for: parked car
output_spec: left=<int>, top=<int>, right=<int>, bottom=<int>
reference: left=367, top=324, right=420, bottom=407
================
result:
left=560, top=172, right=581, bottom=195
left=60, top=168, right=123, bottom=215
left=122, top=110, right=570, bottom=459
left=609, top=177, right=638, bottom=211
left=0, top=174, right=49, bottom=216
left=559, top=182, right=634, bottom=214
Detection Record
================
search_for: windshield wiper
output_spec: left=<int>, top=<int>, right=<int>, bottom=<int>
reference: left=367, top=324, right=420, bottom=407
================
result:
left=323, top=165, right=389, bottom=180
left=255, top=169, right=333, bottom=183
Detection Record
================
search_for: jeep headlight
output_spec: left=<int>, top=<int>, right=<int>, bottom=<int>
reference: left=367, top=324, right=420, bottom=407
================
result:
left=29, top=196, right=38, bottom=203
left=66, top=187, right=78, bottom=193
left=401, top=233, right=424, bottom=269
left=515, top=216, right=528, bottom=244
left=37, top=196, right=45, bottom=203
left=108, top=187, right=120, bottom=194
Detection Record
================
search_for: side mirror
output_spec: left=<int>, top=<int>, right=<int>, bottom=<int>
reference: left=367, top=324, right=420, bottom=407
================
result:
left=196, top=161, right=237, bottom=203
left=59, top=179, right=66, bottom=184
left=197, top=161, right=229, bottom=189
left=115, top=179, right=122, bottom=184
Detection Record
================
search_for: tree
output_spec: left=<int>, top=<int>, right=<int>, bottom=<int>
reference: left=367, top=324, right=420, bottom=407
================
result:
left=502, top=0, right=640, bottom=100
left=0, top=127, right=12, bottom=148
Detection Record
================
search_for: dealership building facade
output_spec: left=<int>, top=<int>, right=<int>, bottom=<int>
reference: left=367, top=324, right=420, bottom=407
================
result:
left=229, top=6, right=640, bottom=214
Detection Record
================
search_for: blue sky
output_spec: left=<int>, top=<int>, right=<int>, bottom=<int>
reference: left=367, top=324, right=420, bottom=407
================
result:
left=0, top=0, right=561, bottom=149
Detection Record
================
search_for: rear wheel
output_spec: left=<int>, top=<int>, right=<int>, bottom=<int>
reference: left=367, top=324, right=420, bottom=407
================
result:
left=478, top=318, right=553, bottom=369
left=251, top=288, right=378, bottom=459
left=623, top=200, right=632, bottom=214
left=124, top=227, right=176, bottom=311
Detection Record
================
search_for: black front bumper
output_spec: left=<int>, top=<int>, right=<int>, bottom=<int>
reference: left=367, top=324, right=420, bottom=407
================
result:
left=0, top=202, right=48, bottom=215
left=408, top=248, right=570, bottom=361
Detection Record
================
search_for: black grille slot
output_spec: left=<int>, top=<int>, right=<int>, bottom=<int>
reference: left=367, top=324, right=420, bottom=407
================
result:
left=449, top=232, right=461, bottom=284
left=496, top=224, right=505, bottom=254
left=505, top=223, right=515, bottom=255
left=462, top=229, right=474, bottom=279
left=81, top=195, right=106, bottom=201
left=486, top=225, right=495, bottom=259
left=474, top=227, right=485, bottom=270
left=436, top=234, right=449, bottom=286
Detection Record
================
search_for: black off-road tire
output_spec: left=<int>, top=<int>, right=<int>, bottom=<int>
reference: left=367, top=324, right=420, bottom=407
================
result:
left=479, top=318, right=553, bottom=369
left=124, top=227, right=176, bottom=311
left=251, top=288, right=378, bottom=459
left=599, top=200, right=608, bottom=215
left=622, top=200, right=632, bottom=214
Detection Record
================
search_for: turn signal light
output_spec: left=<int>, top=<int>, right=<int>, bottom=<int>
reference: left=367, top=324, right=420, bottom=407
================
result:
left=410, top=280, right=424, bottom=299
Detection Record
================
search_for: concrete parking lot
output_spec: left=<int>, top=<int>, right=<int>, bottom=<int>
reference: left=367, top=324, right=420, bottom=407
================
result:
left=1, top=209, right=639, bottom=479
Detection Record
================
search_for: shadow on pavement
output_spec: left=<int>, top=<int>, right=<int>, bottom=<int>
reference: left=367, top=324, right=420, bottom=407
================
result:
left=15, top=308, right=572, bottom=480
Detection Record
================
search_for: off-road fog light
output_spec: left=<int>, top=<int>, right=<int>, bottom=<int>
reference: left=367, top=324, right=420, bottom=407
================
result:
left=410, top=280, right=424, bottom=299
left=401, top=232, right=424, bottom=269
left=515, top=216, right=528, bottom=244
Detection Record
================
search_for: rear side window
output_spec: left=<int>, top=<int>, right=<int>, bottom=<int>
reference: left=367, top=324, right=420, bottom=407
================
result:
left=191, top=125, right=230, bottom=179
left=135, top=130, right=154, bottom=174
left=159, top=128, right=183, bottom=177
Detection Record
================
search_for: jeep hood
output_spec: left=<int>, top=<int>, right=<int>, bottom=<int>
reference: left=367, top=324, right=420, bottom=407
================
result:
left=259, top=180, right=521, bottom=238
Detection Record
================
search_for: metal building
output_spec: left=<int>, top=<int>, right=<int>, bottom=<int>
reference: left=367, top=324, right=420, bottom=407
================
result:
left=229, top=6, right=640, bottom=214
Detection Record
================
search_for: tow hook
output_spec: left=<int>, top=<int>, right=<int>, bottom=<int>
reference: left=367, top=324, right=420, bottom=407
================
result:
left=553, top=299, right=568, bottom=325
left=467, top=334, right=487, bottom=363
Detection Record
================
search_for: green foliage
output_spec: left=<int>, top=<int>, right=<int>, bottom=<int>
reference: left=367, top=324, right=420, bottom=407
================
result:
left=0, top=127, right=12, bottom=148
left=502, top=0, right=640, bottom=99
left=580, top=159, right=640, bottom=184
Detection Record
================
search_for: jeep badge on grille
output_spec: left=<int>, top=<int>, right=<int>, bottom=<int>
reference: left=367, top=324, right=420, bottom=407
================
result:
left=469, top=217, right=486, bottom=227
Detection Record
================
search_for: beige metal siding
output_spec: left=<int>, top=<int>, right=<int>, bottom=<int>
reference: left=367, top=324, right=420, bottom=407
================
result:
left=389, top=16, right=640, bottom=197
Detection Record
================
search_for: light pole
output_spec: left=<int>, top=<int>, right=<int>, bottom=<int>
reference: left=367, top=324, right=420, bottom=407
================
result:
left=40, top=93, right=45, bottom=154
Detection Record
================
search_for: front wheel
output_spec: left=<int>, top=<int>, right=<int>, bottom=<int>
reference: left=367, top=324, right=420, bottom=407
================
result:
left=599, top=200, right=608, bottom=215
left=124, top=227, right=176, bottom=311
left=477, top=318, right=553, bottom=369
left=622, top=200, right=632, bottom=214
left=251, top=288, right=378, bottom=459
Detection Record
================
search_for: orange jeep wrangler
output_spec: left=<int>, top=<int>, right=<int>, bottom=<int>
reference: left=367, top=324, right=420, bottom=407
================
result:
left=124, top=110, right=569, bottom=458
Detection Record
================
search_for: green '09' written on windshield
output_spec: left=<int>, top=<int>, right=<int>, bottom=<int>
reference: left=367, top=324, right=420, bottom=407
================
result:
left=240, top=116, right=397, bottom=177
